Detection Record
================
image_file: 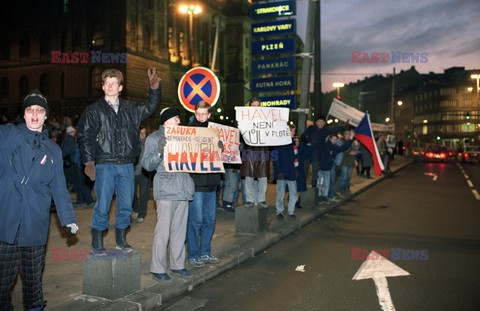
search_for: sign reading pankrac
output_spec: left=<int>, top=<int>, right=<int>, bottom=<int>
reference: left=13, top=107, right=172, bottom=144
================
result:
left=208, top=122, right=241, bottom=164
left=164, top=126, right=225, bottom=173
left=235, top=107, right=290, bottom=146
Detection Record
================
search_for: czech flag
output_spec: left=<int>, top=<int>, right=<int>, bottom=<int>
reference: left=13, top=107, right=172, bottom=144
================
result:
left=354, top=112, right=385, bottom=176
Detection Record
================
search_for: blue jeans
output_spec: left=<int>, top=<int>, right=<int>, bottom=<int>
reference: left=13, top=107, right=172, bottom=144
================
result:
left=223, top=168, right=240, bottom=204
left=317, top=170, right=331, bottom=197
left=276, top=180, right=297, bottom=215
left=328, top=165, right=337, bottom=198
left=92, top=164, right=134, bottom=230
left=187, top=191, right=216, bottom=259
left=339, top=165, right=353, bottom=190
left=244, top=176, right=267, bottom=204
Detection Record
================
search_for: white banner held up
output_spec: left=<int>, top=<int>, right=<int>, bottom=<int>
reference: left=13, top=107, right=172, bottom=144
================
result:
left=328, top=98, right=395, bottom=132
left=235, top=107, right=291, bottom=146
left=208, top=122, right=242, bottom=164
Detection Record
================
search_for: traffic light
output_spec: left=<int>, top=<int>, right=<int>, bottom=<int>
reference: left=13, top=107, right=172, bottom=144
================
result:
left=466, top=112, right=471, bottom=120
left=337, top=95, right=342, bottom=100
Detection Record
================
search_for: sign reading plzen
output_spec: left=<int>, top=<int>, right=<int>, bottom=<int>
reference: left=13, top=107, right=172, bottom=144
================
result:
left=251, top=38, right=295, bottom=56
left=235, top=107, right=291, bottom=146
left=208, top=122, right=241, bottom=164
left=164, top=126, right=224, bottom=173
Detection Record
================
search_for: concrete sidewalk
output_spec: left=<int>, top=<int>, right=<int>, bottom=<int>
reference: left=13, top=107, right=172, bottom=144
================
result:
left=11, top=156, right=412, bottom=310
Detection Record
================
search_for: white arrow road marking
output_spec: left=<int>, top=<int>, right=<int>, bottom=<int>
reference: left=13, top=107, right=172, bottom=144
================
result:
left=353, top=251, right=410, bottom=311
left=424, top=172, right=438, bottom=181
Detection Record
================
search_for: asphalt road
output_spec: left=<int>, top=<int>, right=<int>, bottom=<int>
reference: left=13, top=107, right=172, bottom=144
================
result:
left=159, top=161, right=480, bottom=311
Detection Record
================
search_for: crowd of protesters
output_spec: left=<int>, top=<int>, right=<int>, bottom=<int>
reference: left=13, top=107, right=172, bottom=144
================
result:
left=0, top=68, right=399, bottom=310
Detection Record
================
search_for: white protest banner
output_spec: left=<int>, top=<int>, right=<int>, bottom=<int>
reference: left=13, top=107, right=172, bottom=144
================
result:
left=164, top=126, right=224, bottom=173
left=235, top=107, right=291, bottom=146
left=208, top=122, right=242, bottom=164
left=328, top=98, right=395, bottom=132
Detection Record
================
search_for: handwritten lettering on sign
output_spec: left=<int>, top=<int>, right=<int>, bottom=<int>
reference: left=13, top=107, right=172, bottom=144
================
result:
left=208, top=122, right=241, bottom=164
left=164, top=126, right=224, bottom=173
left=235, top=107, right=291, bottom=146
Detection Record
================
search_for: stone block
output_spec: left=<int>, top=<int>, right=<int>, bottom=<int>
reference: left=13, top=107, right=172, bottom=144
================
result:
left=235, top=206, right=268, bottom=234
left=83, top=250, right=141, bottom=300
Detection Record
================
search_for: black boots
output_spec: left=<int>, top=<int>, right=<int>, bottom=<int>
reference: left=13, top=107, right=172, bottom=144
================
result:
left=91, top=228, right=106, bottom=256
left=115, top=227, right=133, bottom=253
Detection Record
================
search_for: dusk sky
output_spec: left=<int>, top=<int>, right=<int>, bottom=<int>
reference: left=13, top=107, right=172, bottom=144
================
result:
left=295, top=0, right=480, bottom=93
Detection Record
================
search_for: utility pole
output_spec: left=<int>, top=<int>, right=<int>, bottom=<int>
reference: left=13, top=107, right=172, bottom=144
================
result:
left=313, top=0, right=321, bottom=119
left=390, top=67, right=396, bottom=127
left=298, top=0, right=317, bottom=134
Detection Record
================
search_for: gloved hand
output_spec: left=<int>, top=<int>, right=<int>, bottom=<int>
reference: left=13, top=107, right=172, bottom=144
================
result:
left=64, top=223, right=79, bottom=237
left=84, top=161, right=96, bottom=181
left=218, top=140, right=224, bottom=152
left=158, top=134, right=167, bottom=154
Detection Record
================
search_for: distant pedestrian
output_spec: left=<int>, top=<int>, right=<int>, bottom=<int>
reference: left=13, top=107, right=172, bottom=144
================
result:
left=360, top=144, right=373, bottom=178
left=132, top=126, right=151, bottom=223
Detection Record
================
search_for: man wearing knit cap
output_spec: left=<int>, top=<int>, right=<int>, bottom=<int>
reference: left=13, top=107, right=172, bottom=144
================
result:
left=142, top=107, right=195, bottom=282
left=78, top=68, right=161, bottom=255
left=0, top=89, right=77, bottom=310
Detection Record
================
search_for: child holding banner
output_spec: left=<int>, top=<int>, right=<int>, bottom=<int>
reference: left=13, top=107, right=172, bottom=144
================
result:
left=142, top=108, right=195, bottom=283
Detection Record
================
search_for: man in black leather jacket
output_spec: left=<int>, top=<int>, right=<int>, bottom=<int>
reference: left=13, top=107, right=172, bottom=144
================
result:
left=78, top=68, right=161, bottom=255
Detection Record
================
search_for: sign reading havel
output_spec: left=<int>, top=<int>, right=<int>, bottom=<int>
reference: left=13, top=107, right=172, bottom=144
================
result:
left=251, top=0, right=296, bottom=19
left=235, top=107, right=291, bottom=146
left=164, top=126, right=224, bottom=173
left=208, top=122, right=241, bottom=164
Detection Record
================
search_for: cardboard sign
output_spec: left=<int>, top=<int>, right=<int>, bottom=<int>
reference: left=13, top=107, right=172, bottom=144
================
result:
left=208, top=122, right=242, bottom=164
left=164, top=126, right=224, bottom=173
left=235, top=107, right=290, bottom=146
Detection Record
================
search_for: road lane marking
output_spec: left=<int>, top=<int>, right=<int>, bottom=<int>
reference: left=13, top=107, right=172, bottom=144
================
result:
left=456, top=163, right=480, bottom=201
left=353, top=251, right=410, bottom=311
left=472, top=190, right=480, bottom=200
left=467, top=180, right=474, bottom=188
left=424, top=172, right=438, bottom=181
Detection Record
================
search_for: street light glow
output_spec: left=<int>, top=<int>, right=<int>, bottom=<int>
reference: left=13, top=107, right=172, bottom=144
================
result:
left=332, top=82, right=345, bottom=88
left=179, top=4, right=202, bottom=15
left=397, top=101, right=403, bottom=106
left=385, top=117, right=390, bottom=123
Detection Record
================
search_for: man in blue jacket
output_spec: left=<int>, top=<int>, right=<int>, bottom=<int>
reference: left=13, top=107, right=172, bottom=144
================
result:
left=0, top=90, right=77, bottom=311
left=78, top=68, right=161, bottom=255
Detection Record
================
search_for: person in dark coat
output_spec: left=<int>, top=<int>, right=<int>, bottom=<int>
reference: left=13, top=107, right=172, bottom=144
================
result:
left=0, top=90, right=77, bottom=310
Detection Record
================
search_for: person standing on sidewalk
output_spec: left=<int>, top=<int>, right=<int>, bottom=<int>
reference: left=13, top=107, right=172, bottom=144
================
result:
left=273, top=124, right=299, bottom=219
left=131, top=126, right=151, bottom=223
left=339, top=130, right=357, bottom=196
left=0, top=90, right=78, bottom=310
left=142, top=108, right=195, bottom=282
left=187, top=101, right=222, bottom=268
left=240, top=98, right=269, bottom=208
left=78, top=68, right=161, bottom=256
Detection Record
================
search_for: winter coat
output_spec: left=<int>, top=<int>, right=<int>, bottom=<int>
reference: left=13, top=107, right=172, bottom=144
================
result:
left=360, top=144, right=373, bottom=167
left=240, top=145, right=270, bottom=178
left=0, top=123, right=76, bottom=246
left=78, top=88, right=161, bottom=164
left=318, top=138, right=353, bottom=171
left=273, top=140, right=298, bottom=181
left=142, top=126, right=195, bottom=201
left=314, top=125, right=345, bottom=162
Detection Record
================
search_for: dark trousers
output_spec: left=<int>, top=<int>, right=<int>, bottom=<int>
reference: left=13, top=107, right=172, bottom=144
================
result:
left=133, top=173, right=150, bottom=218
left=0, top=235, right=46, bottom=310
left=304, top=158, right=319, bottom=187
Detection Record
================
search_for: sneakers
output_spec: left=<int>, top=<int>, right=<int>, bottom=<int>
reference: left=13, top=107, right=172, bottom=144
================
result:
left=243, top=202, right=254, bottom=208
left=258, top=202, right=268, bottom=208
left=131, top=212, right=138, bottom=220
left=189, top=258, right=205, bottom=268
left=171, top=268, right=193, bottom=278
left=328, top=196, right=340, bottom=203
left=152, top=273, right=172, bottom=283
left=276, top=213, right=284, bottom=220
left=223, top=205, right=235, bottom=213
left=288, top=214, right=297, bottom=219
left=91, top=247, right=107, bottom=256
left=137, top=217, right=144, bottom=223
left=200, top=254, right=219, bottom=263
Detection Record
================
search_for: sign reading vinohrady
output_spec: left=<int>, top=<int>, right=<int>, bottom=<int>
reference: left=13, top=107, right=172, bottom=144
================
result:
left=235, top=107, right=291, bottom=146
left=164, top=126, right=225, bottom=173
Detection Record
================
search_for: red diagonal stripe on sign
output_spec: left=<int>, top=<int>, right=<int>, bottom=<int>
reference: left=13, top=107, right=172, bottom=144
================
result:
left=185, top=76, right=210, bottom=102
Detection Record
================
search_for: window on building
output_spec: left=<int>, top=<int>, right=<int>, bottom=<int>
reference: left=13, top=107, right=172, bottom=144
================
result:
left=1, top=77, right=9, bottom=99
left=143, top=25, right=151, bottom=51
left=19, top=34, right=30, bottom=58
left=40, top=74, right=49, bottom=95
left=19, top=76, right=29, bottom=98
left=0, top=36, right=9, bottom=60
left=40, top=31, right=51, bottom=56
left=60, top=73, right=64, bottom=98
left=91, top=23, right=104, bottom=47
left=89, top=67, right=102, bottom=96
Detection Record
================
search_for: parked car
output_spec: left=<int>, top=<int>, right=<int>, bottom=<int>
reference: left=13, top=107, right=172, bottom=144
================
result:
left=457, top=146, right=480, bottom=164
left=411, top=147, right=424, bottom=161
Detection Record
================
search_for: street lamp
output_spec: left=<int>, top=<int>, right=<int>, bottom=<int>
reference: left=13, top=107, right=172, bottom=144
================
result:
left=179, top=4, right=202, bottom=66
left=397, top=100, right=403, bottom=107
left=332, top=82, right=344, bottom=99
left=385, top=117, right=390, bottom=123
left=471, top=74, right=480, bottom=92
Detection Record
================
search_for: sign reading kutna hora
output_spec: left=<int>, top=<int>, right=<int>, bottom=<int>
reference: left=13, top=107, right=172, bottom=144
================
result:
left=235, top=107, right=290, bottom=146
left=164, top=126, right=224, bottom=173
